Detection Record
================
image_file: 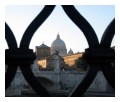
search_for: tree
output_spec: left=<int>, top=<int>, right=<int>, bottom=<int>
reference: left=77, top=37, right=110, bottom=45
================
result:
left=75, top=57, right=88, bottom=71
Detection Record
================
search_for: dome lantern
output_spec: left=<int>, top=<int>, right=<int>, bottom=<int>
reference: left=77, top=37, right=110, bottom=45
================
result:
left=57, top=34, right=60, bottom=39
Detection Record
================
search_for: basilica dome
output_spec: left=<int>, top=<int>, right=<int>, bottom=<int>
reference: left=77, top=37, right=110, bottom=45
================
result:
left=68, top=48, right=74, bottom=55
left=51, top=34, right=67, bottom=56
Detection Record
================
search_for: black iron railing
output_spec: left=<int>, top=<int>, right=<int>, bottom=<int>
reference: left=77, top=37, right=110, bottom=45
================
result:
left=5, top=5, right=115, bottom=97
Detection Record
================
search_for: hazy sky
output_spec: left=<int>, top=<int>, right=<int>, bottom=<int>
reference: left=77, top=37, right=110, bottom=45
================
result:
left=5, top=5, right=115, bottom=53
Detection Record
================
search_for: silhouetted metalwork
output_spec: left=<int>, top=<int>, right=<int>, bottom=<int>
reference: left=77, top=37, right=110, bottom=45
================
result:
left=5, top=23, right=18, bottom=90
left=20, top=5, right=55, bottom=49
left=5, top=5, right=115, bottom=97
left=100, top=19, right=115, bottom=89
left=62, top=6, right=99, bottom=47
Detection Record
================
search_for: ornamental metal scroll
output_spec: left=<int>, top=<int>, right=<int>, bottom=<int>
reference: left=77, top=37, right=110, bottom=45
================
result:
left=62, top=6, right=115, bottom=96
left=5, top=5, right=56, bottom=97
left=5, top=5, right=115, bottom=97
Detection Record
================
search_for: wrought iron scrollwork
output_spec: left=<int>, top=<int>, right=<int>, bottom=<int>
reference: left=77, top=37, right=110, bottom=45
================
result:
left=5, top=23, right=18, bottom=90
left=62, top=6, right=115, bottom=96
left=5, top=5, right=115, bottom=97
left=100, top=19, right=115, bottom=89
left=5, top=5, right=56, bottom=96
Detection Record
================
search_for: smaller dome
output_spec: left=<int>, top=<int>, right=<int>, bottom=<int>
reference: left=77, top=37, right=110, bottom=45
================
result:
left=38, top=42, right=50, bottom=48
left=68, top=48, right=74, bottom=55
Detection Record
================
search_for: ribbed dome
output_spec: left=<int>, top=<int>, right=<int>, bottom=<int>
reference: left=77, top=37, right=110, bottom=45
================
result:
left=51, top=34, right=67, bottom=56
left=51, top=34, right=66, bottom=48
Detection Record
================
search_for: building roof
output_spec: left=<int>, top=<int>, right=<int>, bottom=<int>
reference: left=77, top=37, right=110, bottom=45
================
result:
left=38, top=43, right=50, bottom=48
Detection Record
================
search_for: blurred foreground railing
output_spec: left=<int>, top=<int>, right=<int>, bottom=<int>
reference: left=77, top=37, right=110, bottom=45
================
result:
left=5, top=5, right=115, bottom=97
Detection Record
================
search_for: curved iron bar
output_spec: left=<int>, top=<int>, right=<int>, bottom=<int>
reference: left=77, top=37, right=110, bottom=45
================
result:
left=20, top=66, right=50, bottom=96
left=62, top=5, right=99, bottom=48
left=69, top=65, right=98, bottom=97
left=5, top=65, right=18, bottom=90
left=100, top=19, right=115, bottom=89
left=100, top=19, right=115, bottom=48
left=62, top=5, right=99, bottom=97
left=18, top=5, right=56, bottom=96
left=101, top=64, right=115, bottom=89
left=5, top=6, right=56, bottom=96
left=5, top=23, right=18, bottom=49
left=5, top=23, right=18, bottom=90
left=20, top=5, right=56, bottom=49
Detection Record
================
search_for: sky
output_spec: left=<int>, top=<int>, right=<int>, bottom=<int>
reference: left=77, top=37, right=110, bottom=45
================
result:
left=5, top=5, right=115, bottom=53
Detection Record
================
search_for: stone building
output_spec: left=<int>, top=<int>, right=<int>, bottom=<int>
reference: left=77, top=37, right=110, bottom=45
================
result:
left=38, top=53, right=83, bottom=70
left=46, top=53, right=65, bottom=70
left=35, top=42, right=50, bottom=60
left=63, top=53, right=83, bottom=68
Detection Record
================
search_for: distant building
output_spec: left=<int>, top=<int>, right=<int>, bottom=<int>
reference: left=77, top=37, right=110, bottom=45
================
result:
left=46, top=53, right=65, bottom=70
left=35, top=42, right=50, bottom=60
left=68, top=48, right=74, bottom=55
left=35, top=34, right=84, bottom=70
left=63, top=53, right=83, bottom=69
